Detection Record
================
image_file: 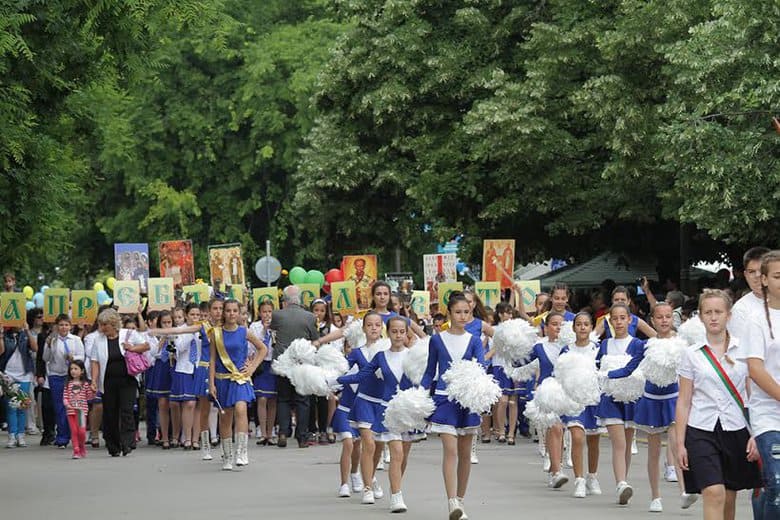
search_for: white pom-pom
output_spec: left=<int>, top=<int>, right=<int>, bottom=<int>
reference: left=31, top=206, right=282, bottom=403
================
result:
left=523, top=400, right=561, bottom=431
left=403, top=337, right=429, bottom=386
left=678, top=316, right=706, bottom=346
left=492, top=319, right=539, bottom=362
left=557, top=321, right=576, bottom=348
left=534, top=377, right=582, bottom=416
left=442, top=359, right=501, bottom=414
left=288, top=364, right=330, bottom=396
left=343, top=319, right=366, bottom=348
left=599, top=354, right=645, bottom=403
left=639, top=337, right=687, bottom=387
left=315, top=343, right=349, bottom=378
left=272, top=338, right=317, bottom=377
left=383, top=387, right=436, bottom=433
left=509, top=359, right=539, bottom=382
left=555, top=351, right=600, bottom=406
left=365, top=338, right=391, bottom=361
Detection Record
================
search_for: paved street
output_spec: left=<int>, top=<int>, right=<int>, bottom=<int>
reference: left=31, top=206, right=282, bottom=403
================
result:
left=1, top=433, right=752, bottom=519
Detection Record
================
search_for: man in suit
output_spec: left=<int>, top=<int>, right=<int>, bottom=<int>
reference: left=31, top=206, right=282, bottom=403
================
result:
left=270, top=285, right=318, bottom=448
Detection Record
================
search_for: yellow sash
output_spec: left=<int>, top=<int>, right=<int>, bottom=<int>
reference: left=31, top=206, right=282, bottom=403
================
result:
left=212, top=327, right=251, bottom=384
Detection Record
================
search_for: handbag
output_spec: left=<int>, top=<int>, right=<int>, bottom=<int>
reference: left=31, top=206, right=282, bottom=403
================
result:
left=124, top=330, right=151, bottom=376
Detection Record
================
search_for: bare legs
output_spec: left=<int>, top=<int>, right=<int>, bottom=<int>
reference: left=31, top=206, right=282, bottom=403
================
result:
left=441, top=434, right=474, bottom=499
left=606, top=424, right=634, bottom=484
left=388, top=440, right=412, bottom=494
left=701, top=485, right=736, bottom=520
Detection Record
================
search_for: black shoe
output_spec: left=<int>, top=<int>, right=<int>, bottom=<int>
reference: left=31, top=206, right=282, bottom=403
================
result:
left=122, top=448, right=131, bottom=456
left=40, top=437, right=54, bottom=447
left=297, top=438, right=309, bottom=449
left=277, top=435, right=287, bottom=448
left=109, top=451, right=120, bottom=457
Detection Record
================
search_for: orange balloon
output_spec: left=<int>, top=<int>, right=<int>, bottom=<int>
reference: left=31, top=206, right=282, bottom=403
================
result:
left=281, top=269, right=289, bottom=276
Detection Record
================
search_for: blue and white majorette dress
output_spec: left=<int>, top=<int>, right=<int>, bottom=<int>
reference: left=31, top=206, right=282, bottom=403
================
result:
left=421, top=330, right=485, bottom=436
left=614, top=339, right=677, bottom=433
left=339, top=348, right=415, bottom=442
left=596, top=336, right=645, bottom=426
left=560, top=341, right=604, bottom=433
left=250, top=322, right=276, bottom=398
left=212, top=326, right=255, bottom=408
left=491, top=336, right=520, bottom=396
left=170, top=330, right=199, bottom=402
left=516, top=338, right=563, bottom=384
left=145, top=336, right=173, bottom=399
left=193, top=324, right=211, bottom=398
left=343, top=342, right=389, bottom=433
left=331, top=346, right=372, bottom=441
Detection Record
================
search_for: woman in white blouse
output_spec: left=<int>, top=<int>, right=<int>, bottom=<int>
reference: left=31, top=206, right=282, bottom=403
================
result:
left=675, top=289, right=761, bottom=520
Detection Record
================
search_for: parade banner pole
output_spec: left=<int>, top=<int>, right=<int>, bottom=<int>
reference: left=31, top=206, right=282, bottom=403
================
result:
left=266, top=240, right=271, bottom=287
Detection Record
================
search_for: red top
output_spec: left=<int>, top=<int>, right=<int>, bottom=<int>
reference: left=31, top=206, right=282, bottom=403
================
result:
left=63, top=380, right=95, bottom=415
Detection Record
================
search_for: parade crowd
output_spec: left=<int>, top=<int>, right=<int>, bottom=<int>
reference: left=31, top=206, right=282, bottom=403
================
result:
left=2, top=246, right=780, bottom=520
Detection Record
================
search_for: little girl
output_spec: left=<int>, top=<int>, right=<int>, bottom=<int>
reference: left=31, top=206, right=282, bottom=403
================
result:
left=63, top=360, right=95, bottom=459
left=560, top=312, right=603, bottom=498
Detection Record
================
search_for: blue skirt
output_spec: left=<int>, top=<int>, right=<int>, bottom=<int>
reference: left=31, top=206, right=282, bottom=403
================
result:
left=596, top=394, right=635, bottom=426
left=633, top=395, right=677, bottom=433
left=252, top=360, right=277, bottom=397
left=429, top=394, right=481, bottom=435
left=214, top=376, right=255, bottom=408
left=563, top=404, right=602, bottom=432
left=348, top=396, right=387, bottom=434
left=332, top=405, right=359, bottom=439
left=193, top=364, right=209, bottom=397
left=170, top=372, right=197, bottom=402
left=492, top=366, right=521, bottom=396
left=145, top=360, right=173, bottom=398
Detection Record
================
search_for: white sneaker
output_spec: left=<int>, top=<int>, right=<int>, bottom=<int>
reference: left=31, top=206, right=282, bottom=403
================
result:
left=350, top=472, right=364, bottom=493
left=470, top=436, right=478, bottom=464
left=631, top=438, right=638, bottom=455
left=383, top=444, right=391, bottom=463
left=573, top=477, right=587, bottom=498
left=448, top=498, right=463, bottom=520
left=616, top=481, right=633, bottom=505
left=664, top=465, right=678, bottom=482
left=458, top=498, right=468, bottom=520
left=390, top=491, right=407, bottom=513
left=376, top=458, right=385, bottom=471
left=548, top=472, right=569, bottom=489
left=338, top=484, right=351, bottom=498
left=586, top=474, right=602, bottom=495
left=15, top=433, right=27, bottom=447
left=649, top=498, right=663, bottom=512
left=6, top=434, right=16, bottom=449
left=680, top=493, right=698, bottom=509
left=371, top=477, right=384, bottom=499
left=542, top=453, right=551, bottom=472
left=361, top=489, right=375, bottom=505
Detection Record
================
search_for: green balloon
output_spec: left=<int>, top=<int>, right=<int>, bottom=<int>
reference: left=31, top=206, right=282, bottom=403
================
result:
left=304, top=269, right=325, bottom=287
left=288, top=266, right=307, bottom=285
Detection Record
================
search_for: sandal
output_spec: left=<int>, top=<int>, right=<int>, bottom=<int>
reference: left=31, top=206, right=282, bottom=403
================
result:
left=183, top=441, right=193, bottom=451
left=327, top=433, right=336, bottom=444
left=91, top=439, right=100, bottom=449
left=507, top=437, right=516, bottom=446
left=498, top=435, right=507, bottom=444
left=192, top=441, right=200, bottom=450
left=162, top=441, right=170, bottom=450
left=256, top=437, right=268, bottom=446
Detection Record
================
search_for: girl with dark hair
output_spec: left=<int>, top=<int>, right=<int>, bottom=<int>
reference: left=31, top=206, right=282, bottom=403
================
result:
left=250, top=300, right=276, bottom=445
left=63, top=360, right=94, bottom=458
left=42, top=314, right=83, bottom=448
left=421, top=292, right=486, bottom=520
left=594, top=286, right=657, bottom=339
left=487, top=302, right=519, bottom=444
left=170, top=304, right=201, bottom=450
left=144, top=310, right=174, bottom=448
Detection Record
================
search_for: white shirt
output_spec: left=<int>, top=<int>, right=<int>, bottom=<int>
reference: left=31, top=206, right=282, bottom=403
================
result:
left=542, top=338, right=563, bottom=366
left=738, top=310, right=780, bottom=436
left=606, top=336, right=632, bottom=356
left=92, top=329, right=146, bottom=393
left=678, top=340, right=749, bottom=431
left=173, top=331, right=198, bottom=374
left=43, top=333, right=85, bottom=377
left=5, top=348, right=30, bottom=382
left=249, top=321, right=272, bottom=361
left=385, top=349, right=405, bottom=384
left=728, top=292, right=764, bottom=356
left=440, top=331, right=471, bottom=362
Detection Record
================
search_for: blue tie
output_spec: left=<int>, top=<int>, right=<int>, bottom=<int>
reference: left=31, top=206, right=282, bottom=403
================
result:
left=160, top=339, right=169, bottom=362
left=60, top=337, right=70, bottom=358
left=189, top=337, right=198, bottom=365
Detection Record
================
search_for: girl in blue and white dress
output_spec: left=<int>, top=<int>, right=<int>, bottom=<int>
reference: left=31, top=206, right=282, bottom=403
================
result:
left=207, top=299, right=266, bottom=471
left=144, top=310, right=174, bottom=448
left=515, top=311, right=569, bottom=489
left=560, top=312, right=603, bottom=498
left=421, top=292, right=486, bottom=520
left=487, top=302, right=520, bottom=445
left=250, top=300, right=276, bottom=446
left=331, top=317, right=385, bottom=499
left=596, top=303, right=646, bottom=506
left=337, top=316, right=416, bottom=513
left=170, top=303, right=201, bottom=450
left=335, top=312, right=387, bottom=504
left=625, top=302, right=689, bottom=512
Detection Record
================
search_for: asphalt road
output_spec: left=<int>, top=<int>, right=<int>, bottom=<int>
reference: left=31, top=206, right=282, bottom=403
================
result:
left=0, top=432, right=752, bottom=519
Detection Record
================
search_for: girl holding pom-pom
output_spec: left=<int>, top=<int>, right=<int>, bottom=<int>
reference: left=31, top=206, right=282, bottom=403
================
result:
left=421, top=292, right=488, bottom=520
left=337, top=316, right=415, bottom=512
left=634, top=302, right=691, bottom=512
left=516, top=311, right=569, bottom=489
left=560, top=312, right=604, bottom=498
left=487, top=302, right=520, bottom=445
left=595, top=304, right=646, bottom=505
left=332, top=312, right=386, bottom=504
